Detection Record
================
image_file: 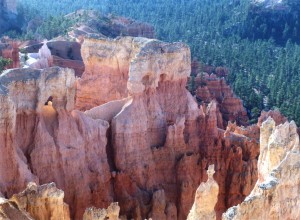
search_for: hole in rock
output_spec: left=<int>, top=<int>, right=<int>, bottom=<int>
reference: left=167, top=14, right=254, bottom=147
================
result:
left=142, top=75, right=150, bottom=86
left=186, top=152, right=193, bottom=156
left=45, top=96, right=53, bottom=106
left=167, top=120, right=175, bottom=126
left=160, top=73, right=167, bottom=82
left=41, top=96, right=57, bottom=136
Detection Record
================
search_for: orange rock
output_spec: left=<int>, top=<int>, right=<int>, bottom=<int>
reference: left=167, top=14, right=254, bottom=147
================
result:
left=0, top=40, right=20, bottom=69
left=0, top=37, right=261, bottom=220
left=195, top=75, right=248, bottom=128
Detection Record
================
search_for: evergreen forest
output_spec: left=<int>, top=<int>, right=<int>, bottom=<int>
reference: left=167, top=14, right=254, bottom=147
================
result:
left=8, top=0, right=300, bottom=124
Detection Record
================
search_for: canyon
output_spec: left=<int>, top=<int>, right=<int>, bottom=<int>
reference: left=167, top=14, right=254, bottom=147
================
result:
left=0, top=33, right=299, bottom=220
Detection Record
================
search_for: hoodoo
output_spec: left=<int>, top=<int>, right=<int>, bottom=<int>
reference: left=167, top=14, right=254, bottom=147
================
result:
left=223, top=117, right=300, bottom=220
left=1, top=35, right=297, bottom=220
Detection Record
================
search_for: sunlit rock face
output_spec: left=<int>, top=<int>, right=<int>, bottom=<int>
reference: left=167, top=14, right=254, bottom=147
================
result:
left=76, top=36, right=260, bottom=219
left=83, top=203, right=120, bottom=220
left=76, top=36, right=191, bottom=110
left=0, top=182, right=70, bottom=220
left=223, top=117, right=300, bottom=220
left=187, top=165, right=219, bottom=220
left=25, top=43, right=53, bottom=69
left=0, top=36, right=261, bottom=220
left=0, top=67, right=113, bottom=219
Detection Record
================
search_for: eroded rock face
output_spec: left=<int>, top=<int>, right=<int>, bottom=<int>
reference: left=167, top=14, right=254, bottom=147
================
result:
left=23, top=41, right=85, bottom=77
left=187, top=165, right=219, bottom=220
left=0, top=36, right=261, bottom=220
left=0, top=40, right=20, bottom=69
left=0, top=67, right=113, bottom=219
left=194, top=73, right=248, bottom=128
left=66, top=10, right=155, bottom=40
left=76, top=37, right=190, bottom=110
left=83, top=203, right=120, bottom=220
left=76, top=36, right=259, bottom=219
left=223, top=117, right=300, bottom=220
left=12, top=182, right=70, bottom=220
left=0, top=182, right=69, bottom=220
left=25, top=42, right=53, bottom=69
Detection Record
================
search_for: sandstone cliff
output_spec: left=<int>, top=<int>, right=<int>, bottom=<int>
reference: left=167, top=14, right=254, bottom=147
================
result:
left=187, top=165, right=219, bottom=220
left=223, top=117, right=300, bottom=220
left=0, top=36, right=260, bottom=220
left=76, top=36, right=259, bottom=219
left=194, top=73, right=248, bottom=128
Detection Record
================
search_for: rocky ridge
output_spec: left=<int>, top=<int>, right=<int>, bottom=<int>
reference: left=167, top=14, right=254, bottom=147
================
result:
left=65, top=10, right=155, bottom=40
left=194, top=73, right=249, bottom=128
left=222, top=117, right=300, bottom=219
left=0, top=35, right=280, bottom=220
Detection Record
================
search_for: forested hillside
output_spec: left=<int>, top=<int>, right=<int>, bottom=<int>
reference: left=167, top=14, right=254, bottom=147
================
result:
left=14, top=0, right=300, bottom=124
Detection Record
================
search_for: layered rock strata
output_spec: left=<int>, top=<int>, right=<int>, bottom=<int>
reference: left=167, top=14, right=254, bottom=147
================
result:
left=194, top=73, right=248, bottom=128
left=223, top=117, right=300, bottom=220
left=0, top=66, right=113, bottom=219
left=0, top=36, right=260, bottom=220
left=76, top=37, right=259, bottom=219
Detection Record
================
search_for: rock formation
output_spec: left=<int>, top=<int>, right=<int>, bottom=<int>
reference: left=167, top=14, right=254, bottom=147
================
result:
left=0, top=36, right=260, bottom=220
left=24, top=42, right=53, bottom=69
left=65, top=10, right=155, bottom=40
left=22, top=41, right=84, bottom=76
left=194, top=73, right=248, bottom=128
left=83, top=203, right=120, bottom=220
left=0, top=182, right=69, bottom=220
left=257, top=109, right=287, bottom=126
left=187, top=165, right=219, bottom=220
left=223, top=117, right=300, bottom=220
left=76, top=36, right=259, bottom=219
left=0, top=39, right=20, bottom=69
left=0, top=66, right=114, bottom=219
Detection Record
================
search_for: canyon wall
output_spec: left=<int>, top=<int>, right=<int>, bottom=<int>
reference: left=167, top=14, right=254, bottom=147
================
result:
left=0, top=36, right=260, bottom=220
left=76, top=36, right=260, bottom=219
left=0, top=41, right=20, bottom=69
left=222, top=117, right=300, bottom=220
left=194, top=73, right=248, bottom=128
